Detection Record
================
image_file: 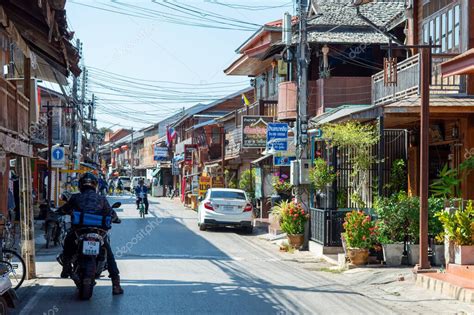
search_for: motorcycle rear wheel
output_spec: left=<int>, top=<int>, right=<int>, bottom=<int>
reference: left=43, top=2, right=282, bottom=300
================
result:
left=0, top=296, right=7, bottom=314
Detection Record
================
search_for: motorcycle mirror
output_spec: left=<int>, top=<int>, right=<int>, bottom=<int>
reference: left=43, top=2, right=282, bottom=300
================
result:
left=111, top=202, right=121, bottom=208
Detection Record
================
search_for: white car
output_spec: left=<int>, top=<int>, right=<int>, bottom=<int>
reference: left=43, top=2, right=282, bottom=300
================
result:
left=197, top=188, right=253, bottom=233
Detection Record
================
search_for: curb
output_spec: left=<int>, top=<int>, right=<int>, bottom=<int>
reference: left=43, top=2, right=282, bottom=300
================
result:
left=415, top=274, right=474, bottom=305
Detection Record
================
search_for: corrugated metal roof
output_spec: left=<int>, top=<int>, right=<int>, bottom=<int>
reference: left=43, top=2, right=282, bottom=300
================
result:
left=310, top=105, right=372, bottom=126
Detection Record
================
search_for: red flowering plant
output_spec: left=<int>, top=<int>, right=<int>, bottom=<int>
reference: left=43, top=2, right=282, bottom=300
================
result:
left=342, top=210, right=379, bottom=249
left=280, top=200, right=309, bottom=235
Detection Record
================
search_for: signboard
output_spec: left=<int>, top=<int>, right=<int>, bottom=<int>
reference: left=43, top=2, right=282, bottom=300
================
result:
left=154, top=146, right=169, bottom=161
left=184, top=144, right=198, bottom=165
left=267, top=122, right=288, bottom=151
left=242, top=116, right=273, bottom=148
left=51, top=146, right=65, bottom=168
left=314, top=129, right=323, bottom=138
left=212, top=176, right=224, bottom=188
left=199, top=176, right=211, bottom=197
left=191, top=176, right=199, bottom=194
left=254, top=168, right=263, bottom=199
left=274, top=155, right=296, bottom=166
left=172, top=158, right=180, bottom=175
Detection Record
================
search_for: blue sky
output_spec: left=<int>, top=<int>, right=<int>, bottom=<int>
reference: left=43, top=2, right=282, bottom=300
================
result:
left=64, top=1, right=294, bottom=130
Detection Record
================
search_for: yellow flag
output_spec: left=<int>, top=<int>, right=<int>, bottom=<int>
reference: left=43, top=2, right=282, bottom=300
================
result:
left=242, top=93, right=250, bottom=107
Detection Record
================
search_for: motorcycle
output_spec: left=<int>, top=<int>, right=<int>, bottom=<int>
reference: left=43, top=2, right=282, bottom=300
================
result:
left=44, top=192, right=73, bottom=248
left=56, top=202, right=122, bottom=300
left=0, top=264, right=19, bottom=314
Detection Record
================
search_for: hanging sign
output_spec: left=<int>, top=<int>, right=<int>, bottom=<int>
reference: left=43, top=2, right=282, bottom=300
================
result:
left=184, top=144, right=198, bottom=165
left=267, top=122, right=288, bottom=151
left=242, top=116, right=273, bottom=148
left=212, top=176, right=224, bottom=188
left=154, top=146, right=168, bottom=161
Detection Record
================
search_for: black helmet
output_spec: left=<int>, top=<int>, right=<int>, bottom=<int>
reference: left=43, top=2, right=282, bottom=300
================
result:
left=79, top=172, right=98, bottom=192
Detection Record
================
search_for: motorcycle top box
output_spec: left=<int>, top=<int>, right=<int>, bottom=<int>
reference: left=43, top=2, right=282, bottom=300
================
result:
left=72, top=211, right=112, bottom=229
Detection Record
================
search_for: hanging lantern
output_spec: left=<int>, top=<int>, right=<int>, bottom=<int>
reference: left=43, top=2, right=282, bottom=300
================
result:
left=383, top=57, right=398, bottom=86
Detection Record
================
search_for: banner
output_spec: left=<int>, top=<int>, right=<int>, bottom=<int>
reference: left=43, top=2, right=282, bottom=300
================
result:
left=254, top=168, right=263, bottom=199
left=199, top=176, right=211, bottom=197
left=267, top=122, right=288, bottom=151
left=274, top=155, right=296, bottom=166
left=242, top=116, right=273, bottom=148
left=154, top=146, right=169, bottom=161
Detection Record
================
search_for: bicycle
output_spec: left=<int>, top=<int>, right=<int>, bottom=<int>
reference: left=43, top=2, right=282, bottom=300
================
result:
left=137, top=194, right=146, bottom=218
left=0, top=214, right=26, bottom=290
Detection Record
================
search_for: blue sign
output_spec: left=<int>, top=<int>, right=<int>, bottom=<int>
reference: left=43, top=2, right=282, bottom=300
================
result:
left=267, top=123, right=288, bottom=151
left=154, top=146, right=168, bottom=161
left=52, top=148, right=64, bottom=161
left=274, top=155, right=296, bottom=166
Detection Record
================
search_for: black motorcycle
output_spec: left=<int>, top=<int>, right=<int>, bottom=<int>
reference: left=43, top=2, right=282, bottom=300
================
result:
left=57, top=202, right=121, bottom=300
left=45, top=192, right=73, bottom=248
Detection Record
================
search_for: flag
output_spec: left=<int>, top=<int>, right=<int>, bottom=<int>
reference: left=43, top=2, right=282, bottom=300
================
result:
left=166, top=126, right=177, bottom=147
left=242, top=93, right=250, bottom=107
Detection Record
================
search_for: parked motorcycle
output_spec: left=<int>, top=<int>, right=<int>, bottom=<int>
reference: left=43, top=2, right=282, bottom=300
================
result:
left=0, top=264, right=19, bottom=314
left=44, top=192, right=73, bottom=248
left=56, top=202, right=122, bottom=300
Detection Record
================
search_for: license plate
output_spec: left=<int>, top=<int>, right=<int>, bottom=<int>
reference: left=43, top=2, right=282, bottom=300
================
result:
left=82, top=241, right=100, bottom=255
left=222, top=206, right=234, bottom=212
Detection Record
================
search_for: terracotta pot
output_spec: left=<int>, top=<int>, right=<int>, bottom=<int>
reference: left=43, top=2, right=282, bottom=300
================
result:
left=454, top=245, right=474, bottom=265
left=287, top=234, right=304, bottom=249
left=347, top=248, right=369, bottom=265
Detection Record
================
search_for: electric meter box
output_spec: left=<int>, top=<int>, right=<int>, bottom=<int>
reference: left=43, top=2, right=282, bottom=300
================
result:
left=299, top=159, right=311, bottom=185
left=290, top=160, right=299, bottom=186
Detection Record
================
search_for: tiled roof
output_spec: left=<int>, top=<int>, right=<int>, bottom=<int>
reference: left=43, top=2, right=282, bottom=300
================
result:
left=307, top=29, right=389, bottom=44
left=308, top=2, right=405, bottom=28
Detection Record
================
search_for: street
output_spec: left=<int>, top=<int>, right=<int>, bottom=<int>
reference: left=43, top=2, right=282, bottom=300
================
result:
left=12, top=197, right=472, bottom=315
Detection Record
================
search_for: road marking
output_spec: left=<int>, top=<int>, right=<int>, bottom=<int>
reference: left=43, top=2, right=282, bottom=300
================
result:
left=119, top=253, right=282, bottom=262
left=19, top=277, right=56, bottom=315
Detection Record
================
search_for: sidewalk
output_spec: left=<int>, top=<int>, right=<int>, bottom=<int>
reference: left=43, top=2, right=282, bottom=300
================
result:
left=247, top=231, right=474, bottom=313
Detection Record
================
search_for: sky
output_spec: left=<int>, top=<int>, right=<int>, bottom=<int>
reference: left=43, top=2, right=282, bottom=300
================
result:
left=63, top=1, right=295, bottom=130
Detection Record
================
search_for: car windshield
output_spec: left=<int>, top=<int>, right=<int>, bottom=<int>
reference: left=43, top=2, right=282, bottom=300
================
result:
left=210, top=191, right=246, bottom=200
left=120, top=177, right=130, bottom=181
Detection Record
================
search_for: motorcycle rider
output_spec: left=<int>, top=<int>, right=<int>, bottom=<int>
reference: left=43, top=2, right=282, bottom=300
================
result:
left=135, top=178, right=149, bottom=214
left=56, top=172, right=124, bottom=295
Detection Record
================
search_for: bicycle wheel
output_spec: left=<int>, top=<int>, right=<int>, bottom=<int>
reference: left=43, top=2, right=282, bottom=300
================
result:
left=2, top=249, right=26, bottom=290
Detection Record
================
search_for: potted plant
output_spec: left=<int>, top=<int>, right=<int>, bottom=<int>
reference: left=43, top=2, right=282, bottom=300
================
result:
left=428, top=197, right=445, bottom=266
left=342, top=210, right=378, bottom=265
left=269, top=200, right=289, bottom=235
left=374, top=192, right=419, bottom=266
left=279, top=200, right=309, bottom=249
left=435, top=200, right=474, bottom=265
left=272, top=174, right=292, bottom=201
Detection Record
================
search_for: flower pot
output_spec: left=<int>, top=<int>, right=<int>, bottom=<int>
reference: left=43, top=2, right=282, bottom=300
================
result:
left=432, top=244, right=445, bottom=266
left=407, top=244, right=419, bottom=266
left=347, top=248, right=369, bottom=265
left=382, top=244, right=404, bottom=266
left=454, top=245, right=474, bottom=265
left=287, top=234, right=304, bottom=249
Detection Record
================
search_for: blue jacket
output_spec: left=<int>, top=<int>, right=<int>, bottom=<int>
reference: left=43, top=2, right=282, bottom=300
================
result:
left=135, top=185, right=148, bottom=198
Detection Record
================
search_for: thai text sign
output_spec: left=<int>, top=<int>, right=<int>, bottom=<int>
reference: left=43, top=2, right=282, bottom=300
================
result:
left=242, top=116, right=273, bottom=148
left=212, top=176, right=224, bottom=188
left=199, top=176, right=211, bottom=197
left=154, top=146, right=168, bottom=161
left=267, top=122, right=288, bottom=151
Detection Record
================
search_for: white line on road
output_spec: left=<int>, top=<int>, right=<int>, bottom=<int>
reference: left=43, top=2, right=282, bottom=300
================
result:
left=19, top=277, right=56, bottom=315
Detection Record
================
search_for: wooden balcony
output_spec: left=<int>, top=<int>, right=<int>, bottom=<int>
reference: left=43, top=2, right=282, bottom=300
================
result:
left=372, top=53, right=466, bottom=106
left=277, top=81, right=297, bottom=120
left=0, top=78, right=29, bottom=138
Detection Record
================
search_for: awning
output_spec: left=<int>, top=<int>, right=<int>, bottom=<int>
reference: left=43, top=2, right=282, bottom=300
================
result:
left=440, top=49, right=474, bottom=77
left=251, top=154, right=272, bottom=165
left=310, top=105, right=372, bottom=126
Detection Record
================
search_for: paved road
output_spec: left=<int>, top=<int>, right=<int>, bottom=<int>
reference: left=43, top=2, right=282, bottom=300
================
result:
left=12, top=196, right=471, bottom=314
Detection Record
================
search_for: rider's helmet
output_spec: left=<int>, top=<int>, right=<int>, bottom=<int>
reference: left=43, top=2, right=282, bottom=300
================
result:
left=138, top=178, right=145, bottom=186
left=79, top=172, right=98, bottom=192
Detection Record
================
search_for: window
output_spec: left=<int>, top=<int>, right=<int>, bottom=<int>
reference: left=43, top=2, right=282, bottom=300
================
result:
left=447, top=8, right=453, bottom=50
left=435, top=16, right=441, bottom=52
left=441, top=13, right=447, bottom=52
left=423, top=23, right=429, bottom=44
left=429, top=20, right=434, bottom=51
left=454, top=5, right=460, bottom=47
left=210, top=190, right=246, bottom=200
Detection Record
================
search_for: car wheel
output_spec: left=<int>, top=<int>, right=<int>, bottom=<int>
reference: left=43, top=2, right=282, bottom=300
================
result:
left=243, top=226, right=253, bottom=234
left=199, top=223, right=206, bottom=231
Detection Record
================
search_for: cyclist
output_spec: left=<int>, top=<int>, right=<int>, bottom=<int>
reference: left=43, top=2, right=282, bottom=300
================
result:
left=135, top=179, right=149, bottom=214
left=116, top=178, right=124, bottom=195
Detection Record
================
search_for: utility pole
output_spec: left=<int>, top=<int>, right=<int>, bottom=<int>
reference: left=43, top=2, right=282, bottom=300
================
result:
left=47, top=102, right=53, bottom=206
left=295, top=0, right=309, bottom=203
left=130, top=128, right=134, bottom=179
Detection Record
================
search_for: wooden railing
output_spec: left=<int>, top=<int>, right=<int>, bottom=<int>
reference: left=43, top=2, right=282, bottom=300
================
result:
left=372, top=53, right=466, bottom=105
left=0, top=78, right=29, bottom=137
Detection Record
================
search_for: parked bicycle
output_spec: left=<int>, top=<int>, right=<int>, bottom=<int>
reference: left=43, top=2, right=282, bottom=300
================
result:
left=137, top=194, right=146, bottom=218
left=0, top=214, right=26, bottom=290
left=168, top=186, right=178, bottom=200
